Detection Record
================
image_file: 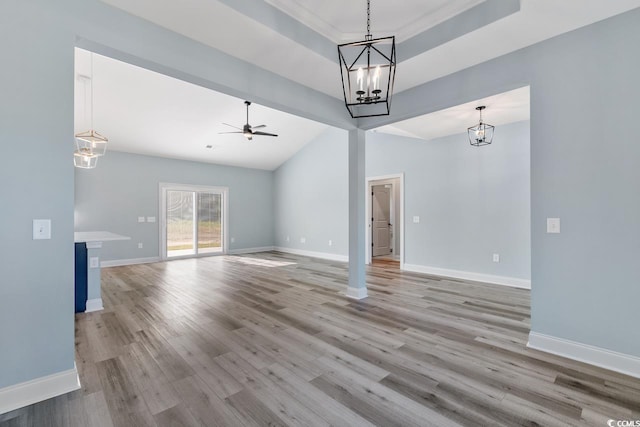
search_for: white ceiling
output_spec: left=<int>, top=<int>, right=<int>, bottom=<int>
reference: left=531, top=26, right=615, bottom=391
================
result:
left=74, top=49, right=328, bottom=171
left=80, top=1, right=640, bottom=169
left=264, top=0, right=484, bottom=43
left=374, top=86, right=529, bottom=141
left=101, top=0, right=640, bottom=98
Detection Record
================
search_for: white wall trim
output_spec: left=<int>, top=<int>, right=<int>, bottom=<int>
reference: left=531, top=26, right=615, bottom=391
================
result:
left=228, top=246, right=275, bottom=255
left=101, top=257, right=161, bottom=268
left=0, top=364, right=80, bottom=415
left=402, top=263, right=531, bottom=289
left=346, top=286, right=368, bottom=300
left=528, top=332, right=640, bottom=379
left=274, top=247, right=348, bottom=263
left=85, top=298, right=103, bottom=312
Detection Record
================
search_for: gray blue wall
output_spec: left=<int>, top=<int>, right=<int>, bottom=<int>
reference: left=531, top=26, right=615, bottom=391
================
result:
left=75, top=151, right=274, bottom=261
left=368, top=121, right=531, bottom=280
left=358, top=8, right=640, bottom=357
left=0, top=0, right=348, bottom=392
left=274, top=122, right=531, bottom=282
left=2, top=0, right=639, bottom=396
left=0, top=3, right=75, bottom=389
left=274, top=128, right=349, bottom=256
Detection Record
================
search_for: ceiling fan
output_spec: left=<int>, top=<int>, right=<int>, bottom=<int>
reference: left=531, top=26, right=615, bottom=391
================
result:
left=219, top=101, right=278, bottom=141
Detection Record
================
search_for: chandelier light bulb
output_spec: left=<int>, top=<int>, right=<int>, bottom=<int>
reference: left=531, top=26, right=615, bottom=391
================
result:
left=357, top=67, right=364, bottom=92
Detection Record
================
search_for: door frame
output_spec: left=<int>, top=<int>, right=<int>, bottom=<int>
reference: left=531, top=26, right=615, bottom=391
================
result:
left=366, top=173, right=404, bottom=268
left=159, top=182, right=229, bottom=260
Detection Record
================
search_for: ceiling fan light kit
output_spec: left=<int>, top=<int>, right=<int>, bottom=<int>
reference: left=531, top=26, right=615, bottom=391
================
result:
left=219, top=101, right=278, bottom=141
left=338, top=0, right=396, bottom=118
left=468, top=106, right=494, bottom=147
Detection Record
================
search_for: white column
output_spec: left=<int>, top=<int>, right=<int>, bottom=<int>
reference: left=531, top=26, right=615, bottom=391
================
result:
left=347, top=128, right=367, bottom=299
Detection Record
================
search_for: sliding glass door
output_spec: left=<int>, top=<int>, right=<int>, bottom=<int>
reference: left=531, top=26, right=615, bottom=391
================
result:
left=161, top=184, right=228, bottom=259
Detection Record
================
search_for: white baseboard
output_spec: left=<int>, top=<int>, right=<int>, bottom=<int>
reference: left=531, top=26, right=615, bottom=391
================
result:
left=229, top=246, right=275, bottom=255
left=274, top=247, right=349, bottom=263
left=346, top=286, right=368, bottom=300
left=101, top=257, right=161, bottom=268
left=0, top=364, right=80, bottom=415
left=402, top=263, right=531, bottom=289
left=85, top=298, right=103, bottom=312
left=527, top=332, right=640, bottom=379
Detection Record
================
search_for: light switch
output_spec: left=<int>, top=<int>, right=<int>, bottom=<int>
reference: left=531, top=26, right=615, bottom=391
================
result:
left=300, top=237, right=306, bottom=243
left=90, top=257, right=100, bottom=269
left=493, top=253, right=500, bottom=263
left=33, top=219, right=51, bottom=240
left=547, top=218, right=561, bottom=234
left=138, top=216, right=146, bottom=223
left=413, top=216, right=420, bottom=224
left=147, top=217, right=156, bottom=223
left=231, top=237, right=235, bottom=243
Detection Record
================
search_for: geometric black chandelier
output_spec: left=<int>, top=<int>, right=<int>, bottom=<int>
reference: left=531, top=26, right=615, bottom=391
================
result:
left=338, top=0, right=396, bottom=118
left=468, top=105, right=494, bottom=146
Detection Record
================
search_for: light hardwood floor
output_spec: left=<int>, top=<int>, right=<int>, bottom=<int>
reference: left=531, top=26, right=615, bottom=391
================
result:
left=2, top=251, right=639, bottom=426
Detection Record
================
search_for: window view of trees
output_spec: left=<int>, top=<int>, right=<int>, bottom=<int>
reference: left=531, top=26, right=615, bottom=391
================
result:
left=166, top=190, right=222, bottom=257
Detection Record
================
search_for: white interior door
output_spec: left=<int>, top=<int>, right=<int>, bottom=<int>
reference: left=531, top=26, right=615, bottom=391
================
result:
left=372, top=185, right=391, bottom=257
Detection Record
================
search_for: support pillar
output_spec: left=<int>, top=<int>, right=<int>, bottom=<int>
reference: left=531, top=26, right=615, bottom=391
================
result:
left=347, top=128, right=367, bottom=299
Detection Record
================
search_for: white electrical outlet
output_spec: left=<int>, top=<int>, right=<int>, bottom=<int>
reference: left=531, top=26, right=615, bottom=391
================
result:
left=147, top=216, right=156, bottom=223
left=413, top=216, right=420, bottom=224
left=286, top=236, right=290, bottom=242
left=547, top=218, right=561, bottom=233
left=231, top=237, right=235, bottom=243
left=138, top=216, right=145, bottom=223
left=32, top=219, right=51, bottom=240
left=300, top=237, right=306, bottom=244
left=328, top=240, right=333, bottom=246
left=90, top=256, right=100, bottom=268
left=138, top=242, right=143, bottom=249
left=493, top=253, right=500, bottom=263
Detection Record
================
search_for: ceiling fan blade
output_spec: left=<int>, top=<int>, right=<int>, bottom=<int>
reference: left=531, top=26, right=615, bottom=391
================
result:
left=222, top=123, right=242, bottom=130
left=252, top=125, right=266, bottom=129
left=218, top=131, right=243, bottom=134
left=252, top=131, right=278, bottom=137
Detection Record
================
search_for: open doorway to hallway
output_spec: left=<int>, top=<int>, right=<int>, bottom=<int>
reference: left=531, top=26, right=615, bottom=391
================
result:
left=366, top=174, right=404, bottom=269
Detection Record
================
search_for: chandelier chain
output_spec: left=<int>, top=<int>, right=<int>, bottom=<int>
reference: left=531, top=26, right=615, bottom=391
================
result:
left=366, top=0, right=370, bottom=36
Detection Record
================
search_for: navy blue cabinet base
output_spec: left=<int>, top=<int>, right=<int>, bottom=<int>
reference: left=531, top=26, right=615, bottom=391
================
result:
left=74, top=242, right=88, bottom=313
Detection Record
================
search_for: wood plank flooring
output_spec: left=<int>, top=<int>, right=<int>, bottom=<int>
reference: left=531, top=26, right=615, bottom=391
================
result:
left=2, top=251, right=639, bottom=426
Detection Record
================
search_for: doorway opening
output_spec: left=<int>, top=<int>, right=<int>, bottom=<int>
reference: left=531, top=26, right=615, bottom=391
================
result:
left=366, top=174, right=404, bottom=268
left=160, top=183, right=229, bottom=260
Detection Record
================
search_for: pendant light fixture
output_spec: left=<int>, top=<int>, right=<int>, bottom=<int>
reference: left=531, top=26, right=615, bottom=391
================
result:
left=468, top=106, right=494, bottom=147
left=74, top=52, right=108, bottom=168
left=338, top=0, right=396, bottom=118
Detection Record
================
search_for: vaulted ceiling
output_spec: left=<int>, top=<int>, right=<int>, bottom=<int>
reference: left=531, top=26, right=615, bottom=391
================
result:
left=81, top=0, right=640, bottom=169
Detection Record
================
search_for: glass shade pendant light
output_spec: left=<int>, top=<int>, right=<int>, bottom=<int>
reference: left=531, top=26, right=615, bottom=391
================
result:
left=338, top=0, right=396, bottom=118
left=73, top=149, right=99, bottom=169
left=74, top=52, right=107, bottom=168
left=468, top=106, right=494, bottom=147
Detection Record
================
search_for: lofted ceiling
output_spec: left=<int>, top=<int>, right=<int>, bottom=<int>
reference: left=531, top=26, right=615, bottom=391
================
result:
left=74, top=49, right=328, bottom=171
left=82, top=1, right=640, bottom=169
